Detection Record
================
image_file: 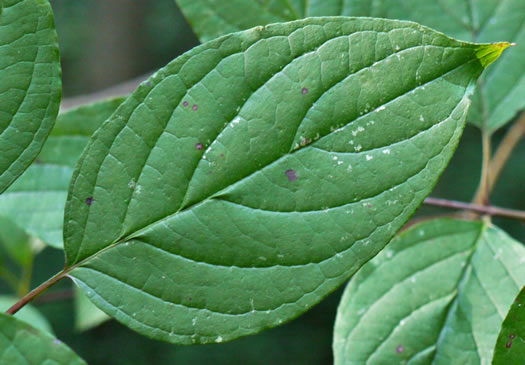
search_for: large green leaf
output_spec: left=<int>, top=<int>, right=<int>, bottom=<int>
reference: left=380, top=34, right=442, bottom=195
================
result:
left=176, top=0, right=525, bottom=131
left=0, top=98, right=124, bottom=249
left=333, top=219, right=525, bottom=364
left=63, top=18, right=503, bottom=344
left=0, top=296, right=52, bottom=334
left=0, top=313, right=85, bottom=365
left=0, top=0, right=62, bottom=193
left=492, top=286, right=525, bottom=364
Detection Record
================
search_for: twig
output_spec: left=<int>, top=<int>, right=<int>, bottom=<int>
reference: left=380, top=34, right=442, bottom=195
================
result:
left=424, top=197, right=525, bottom=221
left=488, top=112, right=525, bottom=193
left=473, top=131, right=492, bottom=206
left=5, top=271, right=67, bottom=315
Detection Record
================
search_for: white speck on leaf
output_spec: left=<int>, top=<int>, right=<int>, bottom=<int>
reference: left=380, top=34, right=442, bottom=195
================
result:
left=383, top=149, right=391, bottom=155
left=366, top=155, right=373, bottom=161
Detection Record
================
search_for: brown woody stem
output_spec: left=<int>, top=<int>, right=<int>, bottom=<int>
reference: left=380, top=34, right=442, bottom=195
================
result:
left=424, top=197, right=525, bottom=221
left=5, top=270, right=67, bottom=315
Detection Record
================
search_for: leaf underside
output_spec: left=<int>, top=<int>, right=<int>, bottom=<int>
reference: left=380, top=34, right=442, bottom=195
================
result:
left=65, top=17, right=490, bottom=344
left=176, top=0, right=525, bottom=131
left=0, top=313, right=86, bottom=365
left=0, top=98, right=124, bottom=249
left=333, top=219, right=525, bottom=365
left=0, top=0, right=62, bottom=193
left=492, top=286, right=525, bottom=364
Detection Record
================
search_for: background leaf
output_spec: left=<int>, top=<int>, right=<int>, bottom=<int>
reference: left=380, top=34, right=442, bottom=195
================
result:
left=0, top=296, right=53, bottom=334
left=65, top=18, right=495, bottom=344
left=0, top=216, right=32, bottom=268
left=0, top=0, right=62, bottom=193
left=176, top=0, right=525, bottom=131
left=0, top=313, right=85, bottom=365
left=0, top=98, right=124, bottom=249
left=73, top=286, right=110, bottom=332
left=333, top=219, right=525, bottom=364
left=492, top=285, right=525, bottom=364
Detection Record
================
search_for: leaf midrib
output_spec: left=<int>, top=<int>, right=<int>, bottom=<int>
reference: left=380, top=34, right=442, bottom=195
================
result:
left=430, top=221, right=489, bottom=365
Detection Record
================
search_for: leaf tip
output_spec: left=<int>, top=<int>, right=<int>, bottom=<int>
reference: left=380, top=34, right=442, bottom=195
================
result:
left=475, top=42, right=514, bottom=68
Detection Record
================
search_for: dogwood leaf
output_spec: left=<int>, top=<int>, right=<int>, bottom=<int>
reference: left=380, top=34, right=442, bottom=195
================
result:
left=64, top=18, right=504, bottom=344
left=0, top=0, right=61, bottom=193
left=333, top=219, right=525, bottom=364
left=492, top=286, right=525, bottom=365
left=0, top=313, right=85, bottom=365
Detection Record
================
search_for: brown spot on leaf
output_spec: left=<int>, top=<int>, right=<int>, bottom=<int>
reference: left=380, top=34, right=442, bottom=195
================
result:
left=509, top=334, right=516, bottom=339
left=506, top=341, right=513, bottom=348
left=86, top=197, right=94, bottom=206
left=285, top=169, right=297, bottom=182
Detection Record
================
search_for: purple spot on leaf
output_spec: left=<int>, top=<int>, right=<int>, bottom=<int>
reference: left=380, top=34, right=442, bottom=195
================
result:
left=188, top=297, right=192, bottom=301
left=192, top=104, right=198, bottom=111
left=506, top=341, right=513, bottom=349
left=195, top=143, right=204, bottom=150
left=183, top=101, right=189, bottom=107
left=146, top=81, right=152, bottom=87
left=86, top=197, right=94, bottom=206
left=396, top=345, right=404, bottom=354
left=285, top=169, right=297, bottom=182
left=302, top=87, right=309, bottom=95
left=53, top=338, right=62, bottom=345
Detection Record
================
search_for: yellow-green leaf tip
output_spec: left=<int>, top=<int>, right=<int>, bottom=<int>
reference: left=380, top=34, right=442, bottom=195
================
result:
left=476, top=42, right=515, bottom=68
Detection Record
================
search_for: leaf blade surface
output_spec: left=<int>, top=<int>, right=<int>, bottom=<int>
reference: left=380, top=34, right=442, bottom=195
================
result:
left=333, top=219, right=525, bottom=364
left=492, top=285, right=525, bottom=364
left=0, top=0, right=62, bottom=193
left=0, top=313, right=85, bottom=365
left=65, top=18, right=495, bottom=344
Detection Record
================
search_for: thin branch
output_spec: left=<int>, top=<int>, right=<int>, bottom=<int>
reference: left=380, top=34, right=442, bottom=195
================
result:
left=473, top=131, right=492, bottom=206
left=424, top=197, right=525, bottom=221
left=5, top=271, right=67, bottom=315
left=488, top=112, right=525, bottom=193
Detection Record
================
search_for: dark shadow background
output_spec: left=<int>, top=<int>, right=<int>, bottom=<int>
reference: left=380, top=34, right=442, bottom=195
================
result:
left=19, top=1, right=525, bottom=364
